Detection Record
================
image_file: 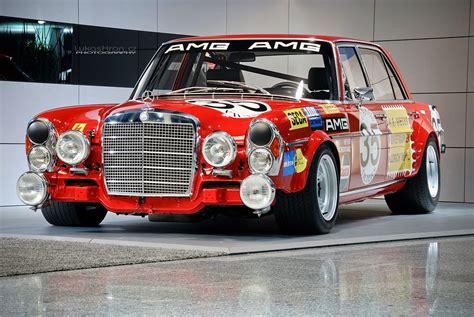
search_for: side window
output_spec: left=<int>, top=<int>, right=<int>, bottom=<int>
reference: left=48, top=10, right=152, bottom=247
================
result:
left=358, top=48, right=395, bottom=100
left=384, top=59, right=405, bottom=100
left=338, top=47, right=367, bottom=100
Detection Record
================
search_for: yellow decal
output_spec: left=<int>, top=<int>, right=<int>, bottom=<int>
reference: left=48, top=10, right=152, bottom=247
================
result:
left=384, top=106, right=412, bottom=134
left=383, top=106, right=414, bottom=178
left=284, top=108, right=309, bottom=130
left=319, top=103, right=340, bottom=114
left=294, top=149, right=307, bottom=173
left=72, top=123, right=87, bottom=132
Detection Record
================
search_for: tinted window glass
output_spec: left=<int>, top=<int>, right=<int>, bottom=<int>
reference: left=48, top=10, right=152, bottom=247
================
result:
left=359, top=48, right=395, bottom=100
left=384, top=59, right=405, bottom=100
left=338, top=47, right=367, bottom=99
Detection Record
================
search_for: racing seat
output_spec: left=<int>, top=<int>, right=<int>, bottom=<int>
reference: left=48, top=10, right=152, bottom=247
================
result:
left=206, top=69, right=245, bottom=82
left=308, top=67, right=331, bottom=99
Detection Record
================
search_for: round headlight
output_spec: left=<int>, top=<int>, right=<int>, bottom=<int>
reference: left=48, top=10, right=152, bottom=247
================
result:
left=240, top=174, right=275, bottom=210
left=249, top=121, right=273, bottom=146
left=27, top=118, right=51, bottom=145
left=248, top=148, right=273, bottom=174
left=202, top=131, right=236, bottom=168
left=28, top=146, right=52, bottom=172
left=56, top=130, right=90, bottom=165
left=16, top=172, right=48, bottom=206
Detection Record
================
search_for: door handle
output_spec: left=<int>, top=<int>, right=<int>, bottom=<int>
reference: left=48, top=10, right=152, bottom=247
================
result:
left=374, top=114, right=387, bottom=120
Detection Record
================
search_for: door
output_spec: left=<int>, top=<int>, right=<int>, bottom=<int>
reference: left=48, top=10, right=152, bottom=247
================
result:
left=357, top=47, right=414, bottom=182
left=337, top=46, right=388, bottom=190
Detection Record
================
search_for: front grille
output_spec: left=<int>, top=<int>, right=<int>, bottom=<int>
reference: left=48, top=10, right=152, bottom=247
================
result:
left=102, top=121, right=196, bottom=196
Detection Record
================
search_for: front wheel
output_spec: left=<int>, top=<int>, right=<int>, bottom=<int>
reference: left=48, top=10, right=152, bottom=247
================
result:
left=274, top=144, right=339, bottom=235
left=41, top=201, right=108, bottom=226
left=385, top=138, right=440, bottom=214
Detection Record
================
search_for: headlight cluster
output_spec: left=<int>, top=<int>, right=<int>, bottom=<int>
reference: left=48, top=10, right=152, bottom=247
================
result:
left=56, top=130, right=90, bottom=165
left=26, top=118, right=56, bottom=172
left=247, top=119, right=281, bottom=175
left=19, top=118, right=91, bottom=206
left=202, top=131, right=236, bottom=168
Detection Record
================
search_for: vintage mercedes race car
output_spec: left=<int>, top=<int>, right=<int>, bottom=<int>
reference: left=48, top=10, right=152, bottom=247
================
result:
left=17, top=34, right=445, bottom=234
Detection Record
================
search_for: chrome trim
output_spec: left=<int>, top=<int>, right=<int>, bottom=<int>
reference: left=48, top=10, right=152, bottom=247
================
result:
left=286, top=138, right=309, bottom=147
left=101, top=108, right=200, bottom=197
left=339, top=180, right=402, bottom=197
left=70, top=167, right=89, bottom=176
left=246, top=118, right=284, bottom=176
left=212, top=169, right=233, bottom=178
left=202, top=131, right=237, bottom=168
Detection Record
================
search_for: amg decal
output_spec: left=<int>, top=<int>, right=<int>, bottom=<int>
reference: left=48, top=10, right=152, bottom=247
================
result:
left=165, top=42, right=230, bottom=54
left=325, top=117, right=348, bottom=132
left=248, top=41, right=320, bottom=52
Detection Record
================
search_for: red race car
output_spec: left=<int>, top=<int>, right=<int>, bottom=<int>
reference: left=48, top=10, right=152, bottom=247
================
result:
left=17, top=34, right=445, bottom=234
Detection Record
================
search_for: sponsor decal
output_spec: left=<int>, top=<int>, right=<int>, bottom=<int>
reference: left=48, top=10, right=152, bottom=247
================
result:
left=187, top=99, right=271, bottom=118
left=318, top=103, right=340, bottom=114
left=283, top=151, right=296, bottom=176
left=383, top=105, right=415, bottom=178
left=284, top=108, right=309, bottom=130
left=325, top=117, right=349, bottom=132
left=282, top=149, right=307, bottom=176
left=72, top=123, right=86, bottom=132
left=359, top=106, right=382, bottom=185
left=335, top=138, right=351, bottom=192
left=294, top=149, right=307, bottom=173
left=164, top=41, right=321, bottom=54
left=429, top=104, right=444, bottom=141
left=302, top=106, right=323, bottom=130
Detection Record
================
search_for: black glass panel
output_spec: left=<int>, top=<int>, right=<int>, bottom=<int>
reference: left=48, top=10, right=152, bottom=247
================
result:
left=0, top=16, right=76, bottom=84
left=0, top=16, right=187, bottom=87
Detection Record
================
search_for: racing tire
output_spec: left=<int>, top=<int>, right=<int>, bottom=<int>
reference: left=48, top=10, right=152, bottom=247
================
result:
left=274, top=144, right=339, bottom=235
left=384, top=138, right=440, bottom=214
left=41, top=201, right=107, bottom=226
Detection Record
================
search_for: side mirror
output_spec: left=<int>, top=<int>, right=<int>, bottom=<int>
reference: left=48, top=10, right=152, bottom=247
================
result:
left=353, top=87, right=374, bottom=102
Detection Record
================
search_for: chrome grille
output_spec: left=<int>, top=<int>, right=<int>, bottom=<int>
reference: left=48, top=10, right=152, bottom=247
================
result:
left=102, top=121, right=196, bottom=196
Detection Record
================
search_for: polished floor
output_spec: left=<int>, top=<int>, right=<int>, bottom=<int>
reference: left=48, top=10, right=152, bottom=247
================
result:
left=1, top=200, right=473, bottom=253
left=1, top=237, right=473, bottom=316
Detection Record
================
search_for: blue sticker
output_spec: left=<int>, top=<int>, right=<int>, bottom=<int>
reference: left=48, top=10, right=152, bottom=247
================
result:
left=302, top=106, right=323, bottom=130
left=283, top=151, right=296, bottom=176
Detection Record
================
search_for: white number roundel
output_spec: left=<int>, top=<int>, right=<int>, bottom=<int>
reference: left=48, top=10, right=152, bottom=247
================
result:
left=187, top=99, right=271, bottom=118
left=359, top=106, right=382, bottom=185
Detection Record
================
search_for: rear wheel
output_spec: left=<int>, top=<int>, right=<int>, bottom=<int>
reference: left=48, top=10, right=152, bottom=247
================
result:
left=41, top=201, right=107, bottom=226
left=385, top=138, right=440, bottom=214
left=274, top=144, right=339, bottom=235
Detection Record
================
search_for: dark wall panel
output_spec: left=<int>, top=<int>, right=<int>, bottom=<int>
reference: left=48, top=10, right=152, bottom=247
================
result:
left=0, top=16, right=187, bottom=88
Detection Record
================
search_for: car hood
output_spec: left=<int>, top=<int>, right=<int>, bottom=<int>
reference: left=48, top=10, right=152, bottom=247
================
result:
left=36, top=96, right=336, bottom=141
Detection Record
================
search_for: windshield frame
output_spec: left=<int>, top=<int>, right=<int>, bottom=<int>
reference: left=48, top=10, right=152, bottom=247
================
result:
left=130, top=37, right=341, bottom=101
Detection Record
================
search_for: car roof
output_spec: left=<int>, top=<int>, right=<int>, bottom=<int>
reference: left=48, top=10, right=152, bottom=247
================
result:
left=168, top=34, right=377, bottom=46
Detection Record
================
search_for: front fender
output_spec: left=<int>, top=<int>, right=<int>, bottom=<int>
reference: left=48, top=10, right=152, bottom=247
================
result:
left=277, top=130, right=337, bottom=193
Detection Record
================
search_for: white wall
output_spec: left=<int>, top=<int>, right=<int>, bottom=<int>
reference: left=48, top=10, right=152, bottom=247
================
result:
left=1, top=0, right=472, bottom=204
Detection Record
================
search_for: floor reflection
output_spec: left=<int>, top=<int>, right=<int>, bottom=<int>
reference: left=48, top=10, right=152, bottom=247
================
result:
left=1, top=237, right=472, bottom=315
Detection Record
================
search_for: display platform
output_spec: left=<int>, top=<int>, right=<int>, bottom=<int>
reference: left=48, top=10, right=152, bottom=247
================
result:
left=1, top=200, right=472, bottom=254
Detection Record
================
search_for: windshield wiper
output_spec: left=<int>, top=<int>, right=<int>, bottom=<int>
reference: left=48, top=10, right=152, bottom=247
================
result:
left=206, top=80, right=270, bottom=95
left=166, top=86, right=246, bottom=95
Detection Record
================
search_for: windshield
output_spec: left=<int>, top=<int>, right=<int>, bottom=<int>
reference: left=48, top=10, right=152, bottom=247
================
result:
left=131, top=39, right=338, bottom=100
